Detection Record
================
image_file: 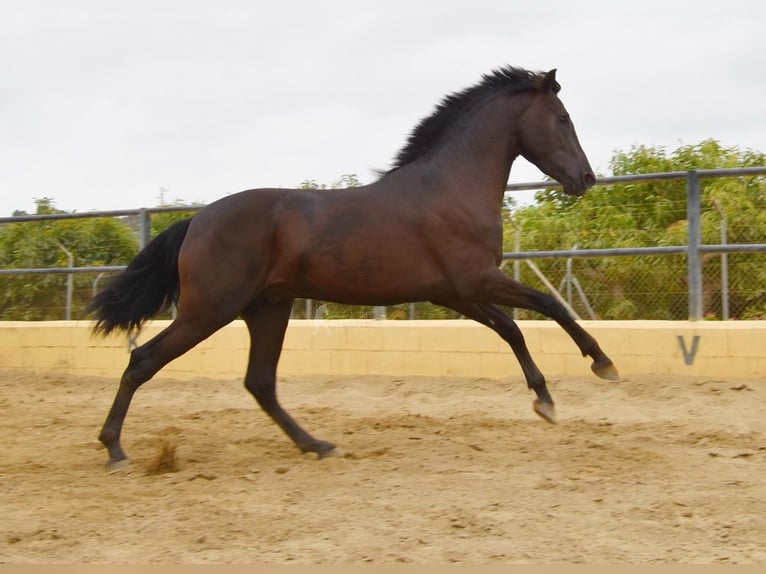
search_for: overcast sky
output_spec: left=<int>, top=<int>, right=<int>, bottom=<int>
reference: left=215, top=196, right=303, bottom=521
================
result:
left=1, top=1, right=764, bottom=216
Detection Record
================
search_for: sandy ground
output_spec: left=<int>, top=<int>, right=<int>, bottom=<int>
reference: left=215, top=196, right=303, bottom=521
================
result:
left=1, top=368, right=764, bottom=564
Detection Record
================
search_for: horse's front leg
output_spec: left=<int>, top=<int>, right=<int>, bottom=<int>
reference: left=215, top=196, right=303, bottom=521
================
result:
left=435, top=300, right=557, bottom=423
left=473, top=269, right=620, bottom=381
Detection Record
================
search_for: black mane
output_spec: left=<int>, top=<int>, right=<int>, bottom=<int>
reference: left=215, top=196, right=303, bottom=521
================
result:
left=388, top=66, right=548, bottom=173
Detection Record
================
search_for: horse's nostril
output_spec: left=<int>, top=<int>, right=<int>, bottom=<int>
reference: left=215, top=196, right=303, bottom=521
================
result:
left=583, top=172, right=596, bottom=188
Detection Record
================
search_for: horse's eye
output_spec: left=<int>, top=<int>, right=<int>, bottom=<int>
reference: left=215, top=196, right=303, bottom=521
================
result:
left=559, top=114, right=570, bottom=124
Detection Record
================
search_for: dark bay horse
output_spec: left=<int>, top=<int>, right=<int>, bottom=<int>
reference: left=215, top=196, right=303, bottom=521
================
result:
left=88, top=66, right=619, bottom=470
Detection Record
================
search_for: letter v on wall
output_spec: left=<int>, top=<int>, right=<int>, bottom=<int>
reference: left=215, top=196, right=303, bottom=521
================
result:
left=677, top=335, right=701, bottom=365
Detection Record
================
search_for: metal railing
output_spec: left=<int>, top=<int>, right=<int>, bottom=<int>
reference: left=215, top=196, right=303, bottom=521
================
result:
left=504, top=167, right=766, bottom=319
left=1, top=167, right=765, bottom=320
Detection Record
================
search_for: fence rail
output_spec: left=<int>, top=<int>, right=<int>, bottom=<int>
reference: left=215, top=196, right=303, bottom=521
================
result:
left=2, top=167, right=765, bottom=320
left=508, top=167, right=766, bottom=319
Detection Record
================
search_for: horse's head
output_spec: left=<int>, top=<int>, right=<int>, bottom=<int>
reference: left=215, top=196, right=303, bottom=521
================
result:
left=517, top=69, right=595, bottom=197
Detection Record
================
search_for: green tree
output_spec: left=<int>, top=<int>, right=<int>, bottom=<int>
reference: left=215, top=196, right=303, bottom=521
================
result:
left=149, top=200, right=203, bottom=237
left=509, top=140, right=766, bottom=319
left=0, top=199, right=138, bottom=320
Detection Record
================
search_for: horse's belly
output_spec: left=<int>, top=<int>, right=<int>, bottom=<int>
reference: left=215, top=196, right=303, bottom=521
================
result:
left=291, top=251, right=452, bottom=305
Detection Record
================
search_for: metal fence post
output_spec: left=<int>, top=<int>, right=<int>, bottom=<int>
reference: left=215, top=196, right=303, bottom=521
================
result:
left=513, top=226, right=521, bottom=321
left=686, top=171, right=703, bottom=320
left=57, top=242, right=74, bottom=321
left=138, top=208, right=151, bottom=250
left=712, top=199, right=729, bottom=320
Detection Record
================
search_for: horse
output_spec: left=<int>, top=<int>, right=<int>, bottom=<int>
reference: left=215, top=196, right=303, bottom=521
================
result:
left=88, top=66, right=619, bottom=470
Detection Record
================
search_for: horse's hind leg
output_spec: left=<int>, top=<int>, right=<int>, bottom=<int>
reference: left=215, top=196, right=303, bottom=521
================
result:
left=241, top=299, right=338, bottom=458
left=99, top=315, right=232, bottom=470
left=436, top=300, right=557, bottom=423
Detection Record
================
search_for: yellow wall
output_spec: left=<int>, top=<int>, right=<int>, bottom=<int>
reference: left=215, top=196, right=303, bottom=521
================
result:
left=0, top=320, right=763, bottom=381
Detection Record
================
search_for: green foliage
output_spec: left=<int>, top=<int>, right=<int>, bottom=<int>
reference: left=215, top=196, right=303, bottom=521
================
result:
left=2, top=148, right=764, bottom=322
left=0, top=199, right=138, bottom=320
left=150, top=200, right=203, bottom=237
left=509, top=139, right=766, bottom=320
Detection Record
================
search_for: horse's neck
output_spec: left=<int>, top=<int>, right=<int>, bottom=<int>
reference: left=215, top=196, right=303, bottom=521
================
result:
left=416, top=95, right=525, bottom=213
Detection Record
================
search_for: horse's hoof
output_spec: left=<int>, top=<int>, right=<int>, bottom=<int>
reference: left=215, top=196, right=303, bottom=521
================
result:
left=533, top=399, right=557, bottom=424
left=105, top=458, right=130, bottom=473
left=592, top=361, right=621, bottom=381
left=319, top=447, right=344, bottom=459
left=306, top=440, right=341, bottom=459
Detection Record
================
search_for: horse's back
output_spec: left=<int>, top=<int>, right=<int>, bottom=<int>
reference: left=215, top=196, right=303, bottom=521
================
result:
left=178, top=183, right=462, bottom=304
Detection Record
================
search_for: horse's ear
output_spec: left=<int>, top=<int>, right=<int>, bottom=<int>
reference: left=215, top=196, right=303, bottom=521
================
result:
left=542, top=69, right=561, bottom=94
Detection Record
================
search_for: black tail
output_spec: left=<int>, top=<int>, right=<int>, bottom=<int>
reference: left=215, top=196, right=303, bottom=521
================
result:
left=87, top=218, right=193, bottom=335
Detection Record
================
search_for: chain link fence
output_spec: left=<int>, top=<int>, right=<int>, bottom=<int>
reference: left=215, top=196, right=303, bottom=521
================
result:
left=1, top=168, right=765, bottom=321
left=501, top=168, right=766, bottom=321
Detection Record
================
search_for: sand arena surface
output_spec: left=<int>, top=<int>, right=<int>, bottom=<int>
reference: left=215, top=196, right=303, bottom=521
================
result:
left=1, top=369, right=764, bottom=563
